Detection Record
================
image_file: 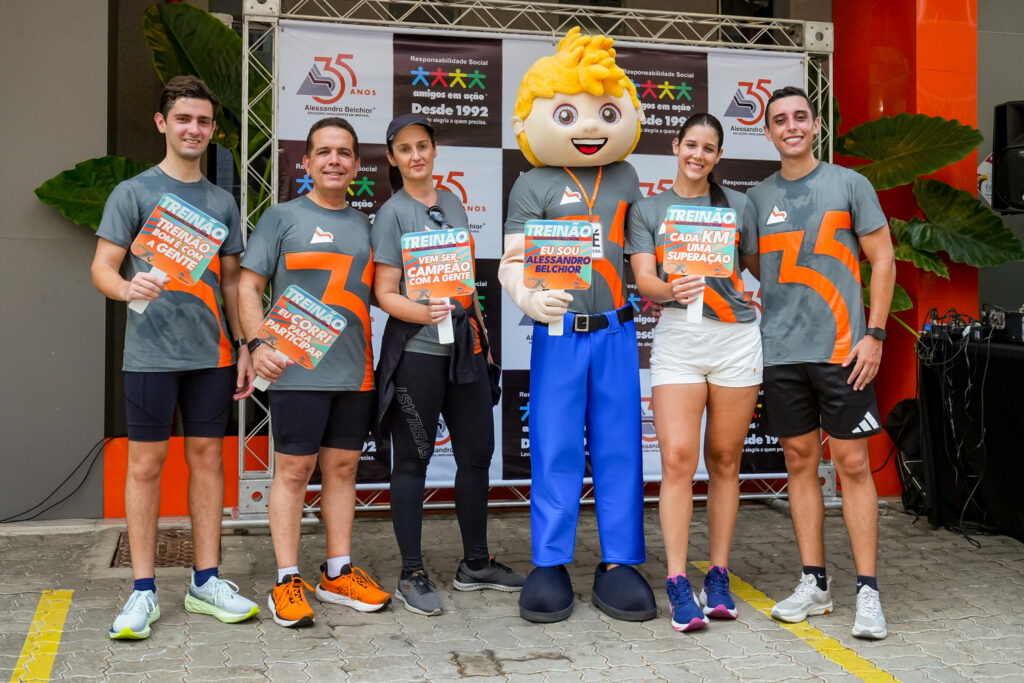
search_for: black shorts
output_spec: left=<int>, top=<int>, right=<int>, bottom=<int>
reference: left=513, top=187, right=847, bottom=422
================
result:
left=268, top=389, right=377, bottom=455
left=762, top=363, right=882, bottom=440
left=125, top=367, right=234, bottom=442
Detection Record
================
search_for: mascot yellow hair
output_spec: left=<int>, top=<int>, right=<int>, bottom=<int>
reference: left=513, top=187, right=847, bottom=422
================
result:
left=513, top=27, right=642, bottom=167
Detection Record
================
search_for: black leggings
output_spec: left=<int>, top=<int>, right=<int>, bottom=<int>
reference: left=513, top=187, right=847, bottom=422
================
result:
left=387, top=351, right=494, bottom=571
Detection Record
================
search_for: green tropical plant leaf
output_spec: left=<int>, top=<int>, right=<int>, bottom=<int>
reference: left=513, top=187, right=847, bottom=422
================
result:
left=34, top=156, right=153, bottom=230
left=909, top=179, right=1024, bottom=267
left=890, top=218, right=950, bottom=278
left=838, top=113, right=982, bottom=190
left=142, top=3, right=240, bottom=152
left=143, top=4, right=242, bottom=119
left=860, top=261, right=913, bottom=313
left=893, top=243, right=949, bottom=278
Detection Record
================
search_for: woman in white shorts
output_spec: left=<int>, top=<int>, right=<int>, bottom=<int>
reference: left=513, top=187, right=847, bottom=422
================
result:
left=626, top=113, right=762, bottom=633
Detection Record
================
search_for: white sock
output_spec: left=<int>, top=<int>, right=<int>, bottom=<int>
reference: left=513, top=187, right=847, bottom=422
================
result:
left=277, top=566, right=300, bottom=583
left=326, top=555, right=351, bottom=577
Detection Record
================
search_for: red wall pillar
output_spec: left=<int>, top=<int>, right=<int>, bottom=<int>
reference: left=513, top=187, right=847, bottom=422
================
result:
left=833, top=1, right=978, bottom=495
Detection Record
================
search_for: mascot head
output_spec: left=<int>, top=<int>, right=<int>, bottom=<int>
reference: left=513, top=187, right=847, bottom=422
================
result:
left=512, top=27, right=643, bottom=168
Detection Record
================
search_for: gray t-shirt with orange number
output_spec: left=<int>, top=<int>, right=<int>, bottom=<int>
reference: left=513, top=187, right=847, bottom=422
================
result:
left=96, top=166, right=243, bottom=372
left=505, top=162, right=641, bottom=315
left=371, top=188, right=473, bottom=356
left=745, top=162, right=887, bottom=366
left=626, top=185, right=758, bottom=323
left=242, top=196, right=375, bottom=391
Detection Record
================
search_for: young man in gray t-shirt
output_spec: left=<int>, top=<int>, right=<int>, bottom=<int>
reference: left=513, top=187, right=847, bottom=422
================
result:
left=92, top=76, right=258, bottom=640
left=745, top=87, right=895, bottom=639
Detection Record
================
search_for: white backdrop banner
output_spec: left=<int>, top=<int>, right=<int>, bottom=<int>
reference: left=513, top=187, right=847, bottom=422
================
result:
left=275, top=21, right=801, bottom=485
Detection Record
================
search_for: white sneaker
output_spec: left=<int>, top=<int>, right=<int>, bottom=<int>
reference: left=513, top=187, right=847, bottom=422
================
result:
left=109, top=589, right=160, bottom=640
left=851, top=586, right=887, bottom=639
left=770, top=572, right=833, bottom=623
left=184, top=572, right=260, bottom=623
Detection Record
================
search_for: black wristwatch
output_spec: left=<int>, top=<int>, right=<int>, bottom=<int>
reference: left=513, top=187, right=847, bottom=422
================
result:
left=247, top=338, right=264, bottom=354
left=866, top=327, right=887, bottom=341
left=232, top=338, right=247, bottom=350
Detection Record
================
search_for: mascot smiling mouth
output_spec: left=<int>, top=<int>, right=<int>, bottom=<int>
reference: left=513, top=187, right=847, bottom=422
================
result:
left=572, top=137, right=607, bottom=155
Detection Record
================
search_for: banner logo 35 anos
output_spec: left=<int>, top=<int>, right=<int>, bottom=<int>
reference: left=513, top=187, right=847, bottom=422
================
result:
left=297, top=54, right=375, bottom=104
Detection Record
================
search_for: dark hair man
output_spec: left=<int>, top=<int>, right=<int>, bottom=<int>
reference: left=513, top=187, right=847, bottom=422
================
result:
left=92, top=75, right=259, bottom=640
left=238, top=117, right=390, bottom=628
left=745, top=86, right=896, bottom=639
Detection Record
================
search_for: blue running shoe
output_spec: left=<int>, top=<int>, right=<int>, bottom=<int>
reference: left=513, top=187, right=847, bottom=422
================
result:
left=699, top=566, right=738, bottom=619
left=666, top=576, right=708, bottom=632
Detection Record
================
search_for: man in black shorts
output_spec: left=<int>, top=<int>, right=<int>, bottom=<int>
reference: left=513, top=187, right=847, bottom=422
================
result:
left=745, top=86, right=896, bottom=639
left=92, top=75, right=259, bottom=640
left=239, top=118, right=390, bottom=628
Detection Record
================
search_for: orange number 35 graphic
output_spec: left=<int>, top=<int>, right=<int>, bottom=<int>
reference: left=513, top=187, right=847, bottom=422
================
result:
left=312, top=54, right=356, bottom=105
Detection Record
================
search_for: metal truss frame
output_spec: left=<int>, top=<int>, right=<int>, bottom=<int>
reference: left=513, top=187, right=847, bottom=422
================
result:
left=236, top=0, right=835, bottom=521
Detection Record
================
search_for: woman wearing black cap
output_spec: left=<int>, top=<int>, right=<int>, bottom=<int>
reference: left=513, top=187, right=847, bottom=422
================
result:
left=371, top=113, right=524, bottom=616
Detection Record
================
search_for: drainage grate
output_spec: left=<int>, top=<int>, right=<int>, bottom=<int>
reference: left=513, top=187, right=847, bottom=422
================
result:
left=110, top=530, right=195, bottom=568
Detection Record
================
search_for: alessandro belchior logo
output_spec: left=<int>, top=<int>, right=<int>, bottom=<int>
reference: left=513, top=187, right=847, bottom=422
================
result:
left=724, top=78, right=773, bottom=126
left=560, top=187, right=582, bottom=205
left=310, top=226, right=334, bottom=244
left=766, top=206, right=787, bottom=225
left=297, top=54, right=375, bottom=104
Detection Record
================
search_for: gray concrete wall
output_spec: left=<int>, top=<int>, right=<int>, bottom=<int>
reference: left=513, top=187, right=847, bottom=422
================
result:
left=978, top=0, right=1024, bottom=310
left=0, top=0, right=108, bottom=519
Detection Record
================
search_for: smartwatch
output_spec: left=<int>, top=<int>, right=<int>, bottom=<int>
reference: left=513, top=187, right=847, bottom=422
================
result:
left=866, top=327, right=887, bottom=341
left=247, top=338, right=264, bottom=354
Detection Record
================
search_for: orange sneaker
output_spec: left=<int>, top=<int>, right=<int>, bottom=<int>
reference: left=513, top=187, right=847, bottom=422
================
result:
left=268, top=575, right=315, bottom=628
left=315, top=563, right=391, bottom=612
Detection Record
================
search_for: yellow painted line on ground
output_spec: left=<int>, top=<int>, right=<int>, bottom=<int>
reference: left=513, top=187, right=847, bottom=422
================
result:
left=691, top=562, right=898, bottom=683
left=10, top=589, right=73, bottom=683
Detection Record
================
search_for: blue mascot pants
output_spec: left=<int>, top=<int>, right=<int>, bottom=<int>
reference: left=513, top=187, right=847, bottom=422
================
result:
left=528, top=306, right=645, bottom=566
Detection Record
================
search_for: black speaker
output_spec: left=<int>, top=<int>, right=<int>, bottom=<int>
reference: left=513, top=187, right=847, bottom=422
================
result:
left=992, top=101, right=1024, bottom=212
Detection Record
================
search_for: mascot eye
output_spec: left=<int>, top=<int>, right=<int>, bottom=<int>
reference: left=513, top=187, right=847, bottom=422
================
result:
left=599, top=104, right=621, bottom=124
left=553, top=105, right=578, bottom=126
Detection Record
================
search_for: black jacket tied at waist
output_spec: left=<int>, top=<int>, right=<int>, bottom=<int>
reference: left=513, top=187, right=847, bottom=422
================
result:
left=375, top=302, right=480, bottom=426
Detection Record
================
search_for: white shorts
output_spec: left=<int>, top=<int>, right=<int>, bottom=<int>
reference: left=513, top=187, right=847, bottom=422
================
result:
left=650, top=308, right=763, bottom=388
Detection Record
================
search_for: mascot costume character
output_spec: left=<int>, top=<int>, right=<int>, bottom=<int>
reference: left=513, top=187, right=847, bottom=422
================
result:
left=500, top=27, right=656, bottom=623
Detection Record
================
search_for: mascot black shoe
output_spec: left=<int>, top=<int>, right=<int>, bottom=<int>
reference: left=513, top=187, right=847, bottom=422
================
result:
left=592, top=563, right=657, bottom=621
left=519, top=565, right=574, bottom=623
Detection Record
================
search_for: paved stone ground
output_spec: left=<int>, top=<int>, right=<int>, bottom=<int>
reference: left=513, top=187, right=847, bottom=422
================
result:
left=1, top=502, right=1022, bottom=682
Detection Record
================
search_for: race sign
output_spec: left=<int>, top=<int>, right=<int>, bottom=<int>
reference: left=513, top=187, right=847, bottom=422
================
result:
left=254, top=285, right=347, bottom=390
left=660, top=204, right=737, bottom=279
left=128, top=193, right=229, bottom=313
left=400, top=228, right=475, bottom=300
left=131, top=193, right=228, bottom=286
left=523, top=220, right=593, bottom=291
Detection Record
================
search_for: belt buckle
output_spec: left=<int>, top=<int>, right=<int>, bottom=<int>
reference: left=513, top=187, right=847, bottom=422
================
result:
left=573, top=314, right=590, bottom=333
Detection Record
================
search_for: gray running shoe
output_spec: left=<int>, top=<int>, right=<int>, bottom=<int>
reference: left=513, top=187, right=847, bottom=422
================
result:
left=453, top=556, right=525, bottom=592
left=851, top=586, right=887, bottom=639
left=395, top=570, right=443, bottom=616
left=184, top=571, right=260, bottom=623
left=109, top=589, right=160, bottom=640
left=770, top=572, right=833, bottom=623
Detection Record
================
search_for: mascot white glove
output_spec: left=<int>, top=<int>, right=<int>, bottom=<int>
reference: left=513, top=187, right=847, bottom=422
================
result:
left=498, top=234, right=573, bottom=324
